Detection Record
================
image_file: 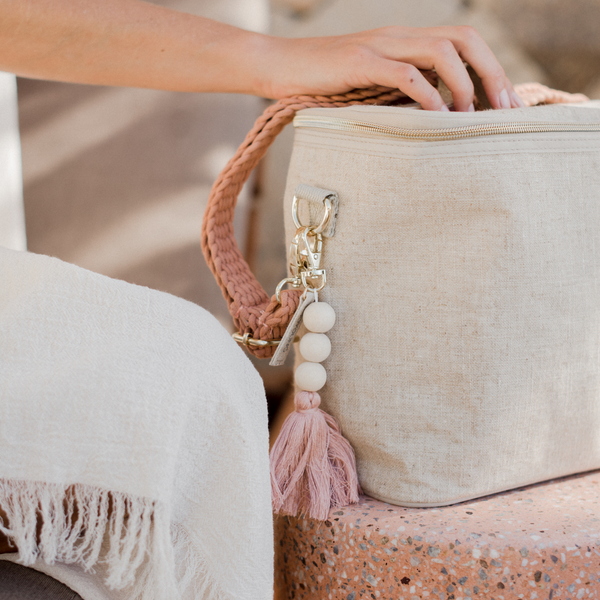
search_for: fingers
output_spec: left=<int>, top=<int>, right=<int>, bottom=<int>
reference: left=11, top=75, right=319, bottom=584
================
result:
left=268, top=25, right=520, bottom=111
left=413, top=26, right=524, bottom=110
left=381, top=37, right=475, bottom=112
left=368, top=59, right=449, bottom=111
left=358, top=25, right=522, bottom=111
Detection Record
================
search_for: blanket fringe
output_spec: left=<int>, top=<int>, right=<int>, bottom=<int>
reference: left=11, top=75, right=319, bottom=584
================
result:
left=171, top=524, right=227, bottom=600
left=0, top=479, right=179, bottom=599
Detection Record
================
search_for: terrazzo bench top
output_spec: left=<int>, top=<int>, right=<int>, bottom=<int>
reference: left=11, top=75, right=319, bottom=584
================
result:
left=274, top=471, right=600, bottom=600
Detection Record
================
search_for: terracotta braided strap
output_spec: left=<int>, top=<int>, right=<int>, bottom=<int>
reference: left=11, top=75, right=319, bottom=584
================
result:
left=201, top=86, right=418, bottom=359
left=515, top=82, right=589, bottom=107
left=201, top=82, right=587, bottom=359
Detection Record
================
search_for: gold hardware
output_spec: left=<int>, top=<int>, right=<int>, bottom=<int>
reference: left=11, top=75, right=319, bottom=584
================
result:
left=232, top=332, right=299, bottom=347
left=232, top=332, right=282, bottom=348
left=275, top=189, right=334, bottom=306
left=301, top=269, right=326, bottom=292
left=276, top=224, right=327, bottom=304
left=296, top=228, right=326, bottom=292
left=275, top=277, right=302, bottom=303
left=289, top=227, right=322, bottom=278
left=292, top=195, right=333, bottom=234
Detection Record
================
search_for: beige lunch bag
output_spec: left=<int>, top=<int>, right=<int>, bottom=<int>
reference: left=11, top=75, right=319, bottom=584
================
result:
left=202, top=84, right=600, bottom=510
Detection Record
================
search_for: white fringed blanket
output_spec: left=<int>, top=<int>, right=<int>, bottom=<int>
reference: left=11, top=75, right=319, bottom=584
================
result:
left=0, top=247, right=273, bottom=599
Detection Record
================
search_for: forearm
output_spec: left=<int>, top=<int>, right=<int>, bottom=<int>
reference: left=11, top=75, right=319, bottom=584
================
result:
left=0, top=0, right=271, bottom=95
left=0, top=2, right=522, bottom=116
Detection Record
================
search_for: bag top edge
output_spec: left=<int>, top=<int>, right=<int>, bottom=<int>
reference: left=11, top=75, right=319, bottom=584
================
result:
left=296, top=100, right=600, bottom=130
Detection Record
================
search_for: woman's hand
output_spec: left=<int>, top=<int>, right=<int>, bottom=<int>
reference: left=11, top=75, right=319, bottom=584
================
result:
left=253, top=27, right=524, bottom=111
left=0, top=1, right=521, bottom=111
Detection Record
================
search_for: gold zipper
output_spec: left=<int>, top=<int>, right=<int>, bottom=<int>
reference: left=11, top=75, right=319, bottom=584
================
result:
left=293, top=115, right=600, bottom=141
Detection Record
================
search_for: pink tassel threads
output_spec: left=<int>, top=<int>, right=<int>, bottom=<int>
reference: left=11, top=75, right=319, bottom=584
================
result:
left=270, top=391, right=360, bottom=521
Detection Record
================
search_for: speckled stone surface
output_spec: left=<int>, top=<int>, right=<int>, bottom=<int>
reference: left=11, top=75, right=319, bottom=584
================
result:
left=274, top=471, right=600, bottom=599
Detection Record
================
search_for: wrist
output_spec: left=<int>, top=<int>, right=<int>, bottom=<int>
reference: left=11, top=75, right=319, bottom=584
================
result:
left=220, top=31, right=292, bottom=99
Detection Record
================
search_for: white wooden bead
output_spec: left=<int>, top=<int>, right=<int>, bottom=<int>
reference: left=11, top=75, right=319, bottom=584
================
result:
left=299, top=333, right=331, bottom=363
left=294, top=362, right=327, bottom=392
left=303, top=302, right=336, bottom=333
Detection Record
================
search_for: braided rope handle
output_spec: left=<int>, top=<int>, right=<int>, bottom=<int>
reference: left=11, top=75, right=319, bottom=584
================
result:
left=201, top=86, right=417, bottom=358
left=515, top=83, right=589, bottom=107
left=201, top=82, right=588, bottom=359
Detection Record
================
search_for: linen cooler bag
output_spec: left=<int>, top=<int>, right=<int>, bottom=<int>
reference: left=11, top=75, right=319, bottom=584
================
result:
left=202, top=85, right=600, bottom=511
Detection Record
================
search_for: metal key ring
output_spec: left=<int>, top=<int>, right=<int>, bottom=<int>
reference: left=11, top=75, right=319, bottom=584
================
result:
left=292, top=195, right=333, bottom=235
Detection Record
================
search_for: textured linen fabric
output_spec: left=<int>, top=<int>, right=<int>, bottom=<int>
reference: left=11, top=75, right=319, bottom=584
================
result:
left=0, top=247, right=273, bottom=599
left=0, top=72, right=26, bottom=251
left=284, top=101, right=600, bottom=507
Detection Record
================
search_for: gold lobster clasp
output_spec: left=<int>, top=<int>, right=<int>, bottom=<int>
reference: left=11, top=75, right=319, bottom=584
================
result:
left=276, top=226, right=326, bottom=303
left=292, top=226, right=326, bottom=293
left=275, top=189, right=335, bottom=304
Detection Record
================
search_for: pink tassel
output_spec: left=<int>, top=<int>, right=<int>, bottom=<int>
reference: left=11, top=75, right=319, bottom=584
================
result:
left=270, top=391, right=360, bottom=521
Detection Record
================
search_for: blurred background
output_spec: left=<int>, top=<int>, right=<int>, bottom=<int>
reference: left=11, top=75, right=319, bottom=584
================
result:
left=11, top=0, right=600, bottom=425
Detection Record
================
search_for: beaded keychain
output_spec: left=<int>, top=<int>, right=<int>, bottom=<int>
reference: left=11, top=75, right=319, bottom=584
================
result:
left=269, top=187, right=360, bottom=521
left=294, top=292, right=335, bottom=391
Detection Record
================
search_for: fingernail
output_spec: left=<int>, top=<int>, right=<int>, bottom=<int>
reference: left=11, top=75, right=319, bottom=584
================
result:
left=439, top=104, right=450, bottom=112
left=468, top=103, right=475, bottom=112
left=511, top=90, right=525, bottom=108
left=499, top=88, right=511, bottom=109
